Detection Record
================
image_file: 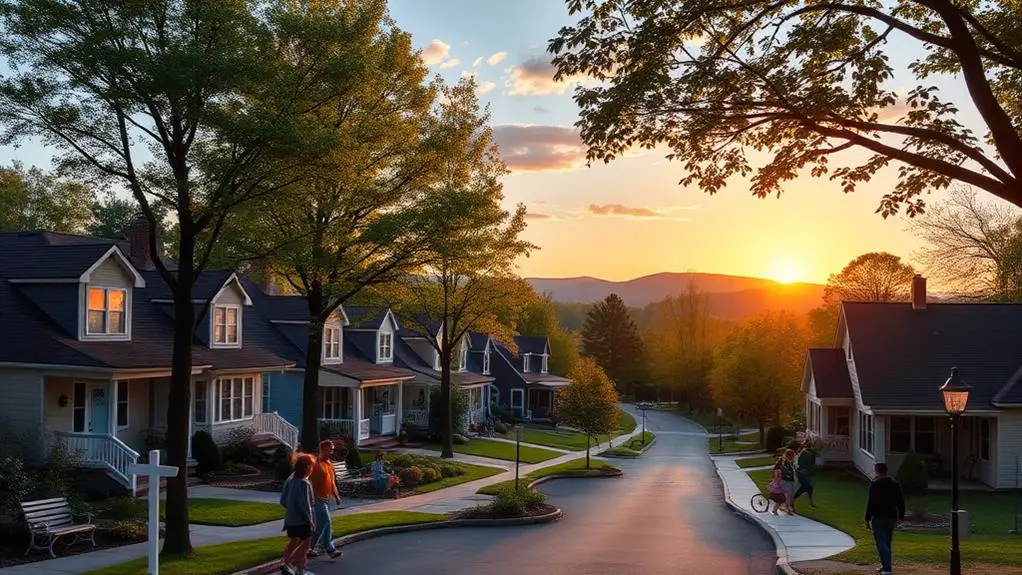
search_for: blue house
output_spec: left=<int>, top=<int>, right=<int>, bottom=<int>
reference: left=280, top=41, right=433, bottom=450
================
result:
left=490, top=335, right=571, bottom=420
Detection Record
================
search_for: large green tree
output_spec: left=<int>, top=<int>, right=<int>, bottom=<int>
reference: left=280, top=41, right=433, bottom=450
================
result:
left=581, top=293, right=645, bottom=396
left=642, top=285, right=719, bottom=408
left=557, top=357, right=620, bottom=468
left=0, top=163, right=94, bottom=233
left=823, top=252, right=917, bottom=303
left=88, top=193, right=170, bottom=240
left=515, top=292, right=580, bottom=376
left=0, top=0, right=366, bottom=553
left=550, top=0, right=1022, bottom=214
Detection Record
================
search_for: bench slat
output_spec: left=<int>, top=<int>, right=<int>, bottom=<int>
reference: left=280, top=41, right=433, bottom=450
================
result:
left=24, top=508, right=73, bottom=519
left=25, top=514, right=74, bottom=525
left=22, top=501, right=71, bottom=513
left=20, top=497, right=69, bottom=509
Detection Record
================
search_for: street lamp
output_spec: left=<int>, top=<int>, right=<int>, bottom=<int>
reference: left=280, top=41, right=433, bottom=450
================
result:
left=514, top=423, right=522, bottom=493
left=639, top=402, right=649, bottom=445
left=940, top=367, right=972, bottom=575
left=717, top=407, right=724, bottom=453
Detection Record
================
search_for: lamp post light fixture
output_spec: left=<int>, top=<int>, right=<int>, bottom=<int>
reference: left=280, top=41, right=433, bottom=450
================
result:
left=940, top=367, right=972, bottom=575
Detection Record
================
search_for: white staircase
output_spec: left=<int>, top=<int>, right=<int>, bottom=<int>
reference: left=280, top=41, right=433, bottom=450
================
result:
left=57, top=432, right=140, bottom=494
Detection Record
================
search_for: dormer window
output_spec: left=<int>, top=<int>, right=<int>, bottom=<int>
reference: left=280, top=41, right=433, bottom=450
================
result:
left=323, top=326, right=341, bottom=363
left=378, top=332, right=393, bottom=362
left=433, top=350, right=441, bottom=371
left=213, top=304, right=240, bottom=347
left=87, top=287, right=127, bottom=335
left=459, top=345, right=468, bottom=372
left=482, top=350, right=491, bottom=375
left=541, top=355, right=549, bottom=374
left=523, top=355, right=531, bottom=372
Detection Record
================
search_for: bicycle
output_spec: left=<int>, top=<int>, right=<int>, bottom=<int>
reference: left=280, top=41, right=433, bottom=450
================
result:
left=750, top=491, right=785, bottom=513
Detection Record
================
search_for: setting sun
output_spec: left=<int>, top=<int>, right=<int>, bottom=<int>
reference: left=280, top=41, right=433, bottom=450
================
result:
left=772, top=259, right=802, bottom=284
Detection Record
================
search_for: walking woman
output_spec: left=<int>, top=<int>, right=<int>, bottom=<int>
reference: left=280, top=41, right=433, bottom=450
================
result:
left=279, top=454, right=316, bottom=575
left=779, top=449, right=798, bottom=516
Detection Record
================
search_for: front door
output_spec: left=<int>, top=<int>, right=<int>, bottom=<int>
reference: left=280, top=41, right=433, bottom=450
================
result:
left=88, top=384, right=109, bottom=434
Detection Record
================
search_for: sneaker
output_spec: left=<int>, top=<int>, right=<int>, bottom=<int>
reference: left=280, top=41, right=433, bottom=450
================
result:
left=279, top=565, right=295, bottom=575
left=327, top=548, right=343, bottom=559
left=306, top=549, right=321, bottom=558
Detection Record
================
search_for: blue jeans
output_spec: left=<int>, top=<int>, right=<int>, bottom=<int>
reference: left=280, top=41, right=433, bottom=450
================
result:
left=871, top=517, right=895, bottom=572
left=313, top=499, right=335, bottom=552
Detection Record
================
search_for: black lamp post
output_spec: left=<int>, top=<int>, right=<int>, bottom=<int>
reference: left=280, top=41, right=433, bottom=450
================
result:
left=639, top=403, right=649, bottom=445
left=514, top=424, right=522, bottom=493
left=717, top=407, right=724, bottom=453
left=940, top=367, right=972, bottom=575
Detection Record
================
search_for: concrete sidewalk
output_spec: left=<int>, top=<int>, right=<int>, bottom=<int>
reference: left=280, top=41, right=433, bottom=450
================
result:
left=1, top=413, right=643, bottom=575
left=712, top=455, right=854, bottom=573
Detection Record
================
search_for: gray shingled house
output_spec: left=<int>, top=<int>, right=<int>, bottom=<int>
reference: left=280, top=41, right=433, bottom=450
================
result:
left=803, top=275, right=1022, bottom=489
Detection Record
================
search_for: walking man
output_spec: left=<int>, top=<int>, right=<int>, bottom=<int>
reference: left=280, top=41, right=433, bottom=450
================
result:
left=308, top=439, right=343, bottom=559
left=864, top=462, right=905, bottom=575
left=794, top=445, right=816, bottom=507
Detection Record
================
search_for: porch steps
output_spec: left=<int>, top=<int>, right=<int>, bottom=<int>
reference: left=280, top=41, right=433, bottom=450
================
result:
left=252, top=434, right=285, bottom=461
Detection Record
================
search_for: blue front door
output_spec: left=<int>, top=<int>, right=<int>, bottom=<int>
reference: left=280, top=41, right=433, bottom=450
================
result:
left=89, top=385, right=109, bottom=434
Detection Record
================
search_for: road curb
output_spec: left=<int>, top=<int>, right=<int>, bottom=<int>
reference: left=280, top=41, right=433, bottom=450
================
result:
left=527, top=468, right=624, bottom=489
left=602, top=435, right=657, bottom=457
left=233, top=509, right=563, bottom=575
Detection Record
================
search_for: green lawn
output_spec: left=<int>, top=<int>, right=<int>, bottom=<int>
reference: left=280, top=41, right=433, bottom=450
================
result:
left=735, top=455, right=776, bottom=468
left=83, top=511, right=446, bottom=575
left=94, top=497, right=284, bottom=527
left=605, top=432, right=656, bottom=456
left=409, top=460, right=503, bottom=493
left=708, top=431, right=764, bottom=454
left=425, top=438, right=561, bottom=464
left=477, top=457, right=619, bottom=495
left=495, top=409, right=638, bottom=451
left=747, top=469, right=1022, bottom=566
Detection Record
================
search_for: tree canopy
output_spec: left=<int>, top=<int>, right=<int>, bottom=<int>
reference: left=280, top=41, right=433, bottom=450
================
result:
left=550, top=0, right=1022, bottom=215
left=824, top=252, right=916, bottom=304
left=581, top=293, right=646, bottom=396
left=515, top=292, right=580, bottom=376
left=557, top=357, right=620, bottom=468
left=0, top=163, right=94, bottom=233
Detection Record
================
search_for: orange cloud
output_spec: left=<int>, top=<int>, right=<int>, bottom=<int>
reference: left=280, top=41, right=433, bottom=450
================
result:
left=524, top=212, right=553, bottom=221
left=587, top=204, right=699, bottom=220
left=421, top=39, right=451, bottom=66
left=492, top=124, right=587, bottom=172
left=439, top=58, right=461, bottom=69
left=505, top=56, right=589, bottom=96
left=487, top=51, right=508, bottom=66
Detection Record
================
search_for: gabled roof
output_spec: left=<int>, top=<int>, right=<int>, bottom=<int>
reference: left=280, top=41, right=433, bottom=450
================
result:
left=143, top=269, right=250, bottom=304
left=0, top=231, right=144, bottom=287
left=393, top=336, right=494, bottom=387
left=805, top=349, right=853, bottom=399
left=395, top=313, right=441, bottom=338
left=469, top=332, right=490, bottom=351
left=516, top=335, right=549, bottom=355
left=345, top=306, right=394, bottom=330
left=843, top=302, right=1022, bottom=411
left=323, top=340, right=415, bottom=384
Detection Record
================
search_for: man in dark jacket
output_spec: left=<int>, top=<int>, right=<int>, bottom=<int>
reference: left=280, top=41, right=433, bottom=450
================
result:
left=864, top=462, right=905, bottom=575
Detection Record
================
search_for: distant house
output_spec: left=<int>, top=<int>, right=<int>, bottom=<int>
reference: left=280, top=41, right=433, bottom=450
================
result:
left=0, top=223, right=295, bottom=492
left=804, top=275, right=1022, bottom=489
left=490, top=335, right=571, bottom=420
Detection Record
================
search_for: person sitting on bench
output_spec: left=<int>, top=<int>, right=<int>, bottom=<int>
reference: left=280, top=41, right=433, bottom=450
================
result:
left=371, top=451, right=400, bottom=495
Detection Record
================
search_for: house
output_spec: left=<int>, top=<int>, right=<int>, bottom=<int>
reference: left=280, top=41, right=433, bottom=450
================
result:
left=490, top=335, right=571, bottom=420
left=803, top=275, right=1022, bottom=489
left=256, top=297, right=416, bottom=448
left=0, top=223, right=297, bottom=492
left=393, top=322, right=494, bottom=431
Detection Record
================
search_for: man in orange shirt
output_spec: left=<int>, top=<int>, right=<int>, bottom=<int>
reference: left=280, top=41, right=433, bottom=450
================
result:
left=308, top=439, right=343, bottom=559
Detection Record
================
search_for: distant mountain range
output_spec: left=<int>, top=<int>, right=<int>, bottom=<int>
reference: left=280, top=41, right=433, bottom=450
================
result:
left=526, top=272, right=826, bottom=320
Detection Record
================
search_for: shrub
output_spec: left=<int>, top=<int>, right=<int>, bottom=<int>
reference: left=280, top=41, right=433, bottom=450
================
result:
left=896, top=451, right=929, bottom=518
left=421, top=468, right=441, bottom=483
left=215, top=462, right=260, bottom=477
left=439, top=464, right=462, bottom=478
left=97, top=497, right=144, bottom=521
left=391, top=454, right=414, bottom=469
left=494, top=421, right=509, bottom=434
left=191, top=430, right=222, bottom=474
left=0, top=456, right=36, bottom=519
left=429, top=387, right=470, bottom=438
left=765, top=426, right=786, bottom=452
left=488, top=486, right=547, bottom=517
left=345, top=446, right=362, bottom=470
left=221, top=427, right=262, bottom=464
left=399, top=466, right=423, bottom=487
left=39, top=440, right=83, bottom=501
left=452, top=433, right=469, bottom=445
left=103, top=520, right=147, bottom=542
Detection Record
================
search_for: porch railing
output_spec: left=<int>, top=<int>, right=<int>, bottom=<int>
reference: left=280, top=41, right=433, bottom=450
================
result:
left=56, top=432, right=140, bottom=494
left=404, top=409, right=428, bottom=427
left=318, top=418, right=355, bottom=439
left=358, top=418, right=371, bottom=440
left=252, top=412, right=299, bottom=450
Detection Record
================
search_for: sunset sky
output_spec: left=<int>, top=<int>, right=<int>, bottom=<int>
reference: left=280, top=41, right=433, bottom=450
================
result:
left=2, top=1, right=1009, bottom=285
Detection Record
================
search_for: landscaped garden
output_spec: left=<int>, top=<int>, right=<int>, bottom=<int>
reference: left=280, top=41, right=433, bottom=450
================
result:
left=747, top=469, right=1022, bottom=567
left=371, top=452, right=504, bottom=495
left=82, top=511, right=447, bottom=575
left=425, top=437, right=562, bottom=463
left=477, top=457, right=620, bottom=495
left=495, top=408, right=638, bottom=451
left=605, top=432, right=655, bottom=456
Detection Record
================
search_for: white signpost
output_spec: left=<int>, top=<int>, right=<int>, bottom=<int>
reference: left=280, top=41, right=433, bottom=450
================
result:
left=128, top=450, right=179, bottom=575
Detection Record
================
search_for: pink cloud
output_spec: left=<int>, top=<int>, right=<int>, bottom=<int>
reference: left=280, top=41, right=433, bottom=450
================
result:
left=421, top=39, right=451, bottom=66
left=492, top=124, right=587, bottom=172
left=505, top=56, right=589, bottom=96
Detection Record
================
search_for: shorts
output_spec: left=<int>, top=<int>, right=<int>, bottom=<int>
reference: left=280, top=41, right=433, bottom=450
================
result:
left=285, top=524, right=312, bottom=540
left=781, top=480, right=796, bottom=496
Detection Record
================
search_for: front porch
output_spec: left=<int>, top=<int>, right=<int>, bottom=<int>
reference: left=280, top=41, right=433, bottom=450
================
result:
left=318, top=382, right=403, bottom=446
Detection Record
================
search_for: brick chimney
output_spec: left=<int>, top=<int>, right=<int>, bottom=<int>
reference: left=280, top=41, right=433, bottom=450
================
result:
left=249, top=257, right=279, bottom=295
left=127, top=216, right=159, bottom=270
left=911, top=274, right=927, bottom=310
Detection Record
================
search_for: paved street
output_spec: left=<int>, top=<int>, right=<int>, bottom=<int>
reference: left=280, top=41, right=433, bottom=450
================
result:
left=318, top=409, right=776, bottom=575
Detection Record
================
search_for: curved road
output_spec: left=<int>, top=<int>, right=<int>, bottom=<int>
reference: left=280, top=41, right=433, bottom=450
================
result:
left=320, top=409, right=775, bottom=574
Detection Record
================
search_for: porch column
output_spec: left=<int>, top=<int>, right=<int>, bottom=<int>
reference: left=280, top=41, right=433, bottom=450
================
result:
left=109, top=380, right=118, bottom=437
left=395, top=383, right=403, bottom=433
left=352, top=387, right=363, bottom=447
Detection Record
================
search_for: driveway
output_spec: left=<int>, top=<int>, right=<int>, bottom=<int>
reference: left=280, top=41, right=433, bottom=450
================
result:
left=318, top=408, right=776, bottom=575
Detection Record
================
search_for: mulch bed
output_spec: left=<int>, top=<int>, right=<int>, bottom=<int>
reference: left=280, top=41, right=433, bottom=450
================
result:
left=898, top=513, right=950, bottom=530
left=451, top=503, right=559, bottom=521
left=0, top=522, right=149, bottom=568
left=204, top=470, right=279, bottom=490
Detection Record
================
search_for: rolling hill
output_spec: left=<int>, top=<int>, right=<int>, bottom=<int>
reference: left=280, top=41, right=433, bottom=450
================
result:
left=526, top=272, right=826, bottom=321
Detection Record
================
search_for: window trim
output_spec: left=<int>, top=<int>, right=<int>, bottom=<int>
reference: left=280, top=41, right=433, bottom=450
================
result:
left=322, top=387, right=343, bottom=420
left=84, top=286, right=129, bottom=339
left=482, top=350, right=491, bottom=375
left=323, top=325, right=342, bottom=364
left=377, top=332, right=393, bottom=362
left=211, top=304, right=242, bottom=348
left=858, top=411, right=874, bottom=457
left=523, top=355, right=531, bottom=372
left=511, top=388, right=525, bottom=410
left=116, top=380, right=129, bottom=430
left=458, top=344, right=468, bottom=372
left=541, top=355, right=549, bottom=374
left=213, top=377, right=255, bottom=423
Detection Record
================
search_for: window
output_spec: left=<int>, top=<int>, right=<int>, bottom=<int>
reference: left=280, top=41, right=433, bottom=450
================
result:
left=194, top=382, right=208, bottom=424
left=262, top=376, right=271, bottom=414
left=459, top=345, right=468, bottom=371
left=511, top=388, right=524, bottom=409
left=86, top=287, right=127, bottom=335
left=523, top=355, right=531, bottom=372
left=482, top=351, right=491, bottom=375
left=889, top=416, right=911, bottom=453
left=213, top=377, right=255, bottom=422
left=116, top=380, right=129, bottom=429
left=323, top=326, right=341, bottom=362
left=914, top=416, right=936, bottom=454
left=378, top=332, right=392, bottom=361
left=859, top=412, right=874, bottom=455
left=72, top=382, right=86, bottom=433
left=980, top=418, right=991, bottom=460
left=322, top=388, right=342, bottom=420
left=213, top=305, right=240, bottom=346
left=541, top=355, right=549, bottom=373
left=828, top=407, right=850, bottom=435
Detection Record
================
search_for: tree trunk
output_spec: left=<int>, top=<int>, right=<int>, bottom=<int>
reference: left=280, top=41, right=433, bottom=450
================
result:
left=300, top=284, right=325, bottom=451
left=440, top=339, right=454, bottom=459
left=586, top=434, right=591, bottom=469
left=759, top=419, right=766, bottom=446
left=162, top=240, right=195, bottom=555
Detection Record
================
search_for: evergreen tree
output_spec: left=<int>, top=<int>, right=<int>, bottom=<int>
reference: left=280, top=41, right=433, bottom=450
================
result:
left=581, top=293, right=645, bottom=396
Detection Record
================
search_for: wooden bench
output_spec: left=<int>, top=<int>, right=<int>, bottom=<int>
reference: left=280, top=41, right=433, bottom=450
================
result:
left=20, top=497, right=96, bottom=558
left=332, top=460, right=368, bottom=496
